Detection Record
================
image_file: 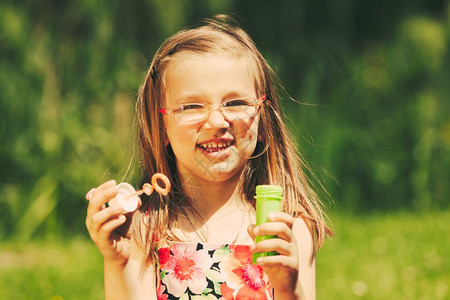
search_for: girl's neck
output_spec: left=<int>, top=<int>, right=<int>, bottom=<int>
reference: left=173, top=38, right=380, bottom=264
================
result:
left=173, top=170, right=256, bottom=244
left=180, top=170, right=243, bottom=222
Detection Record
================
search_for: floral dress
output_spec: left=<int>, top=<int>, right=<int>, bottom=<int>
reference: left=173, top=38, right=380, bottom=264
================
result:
left=157, top=242, right=273, bottom=300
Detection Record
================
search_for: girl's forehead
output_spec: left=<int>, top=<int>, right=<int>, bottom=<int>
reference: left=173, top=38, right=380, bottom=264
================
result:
left=166, top=52, right=255, bottom=75
left=163, top=53, right=258, bottom=102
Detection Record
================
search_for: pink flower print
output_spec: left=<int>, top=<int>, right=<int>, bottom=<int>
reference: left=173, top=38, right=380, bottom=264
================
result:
left=162, top=243, right=214, bottom=297
left=220, top=283, right=235, bottom=299
left=219, top=245, right=271, bottom=299
left=158, top=247, right=170, bottom=269
left=233, top=264, right=266, bottom=291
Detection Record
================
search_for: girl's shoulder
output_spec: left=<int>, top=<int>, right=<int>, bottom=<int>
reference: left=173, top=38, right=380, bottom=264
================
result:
left=293, top=216, right=313, bottom=236
left=293, top=216, right=314, bottom=249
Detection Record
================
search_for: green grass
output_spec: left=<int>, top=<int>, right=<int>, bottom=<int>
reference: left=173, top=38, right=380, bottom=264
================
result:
left=1, top=211, right=448, bottom=299
left=317, top=210, right=449, bottom=299
left=0, top=237, right=104, bottom=300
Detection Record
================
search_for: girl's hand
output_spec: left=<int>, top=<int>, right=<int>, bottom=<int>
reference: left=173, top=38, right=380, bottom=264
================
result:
left=85, top=180, right=139, bottom=265
left=248, top=212, right=308, bottom=299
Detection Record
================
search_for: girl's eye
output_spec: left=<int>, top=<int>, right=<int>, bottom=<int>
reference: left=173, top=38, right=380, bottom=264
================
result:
left=223, top=99, right=251, bottom=107
left=180, top=104, right=204, bottom=111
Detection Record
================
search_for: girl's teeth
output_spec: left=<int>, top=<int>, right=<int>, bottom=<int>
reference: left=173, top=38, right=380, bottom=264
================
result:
left=200, top=141, right=232, bottom=151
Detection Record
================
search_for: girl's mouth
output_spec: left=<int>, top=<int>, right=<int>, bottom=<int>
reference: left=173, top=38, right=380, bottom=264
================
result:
left=197, top=140, right=234, bottom=153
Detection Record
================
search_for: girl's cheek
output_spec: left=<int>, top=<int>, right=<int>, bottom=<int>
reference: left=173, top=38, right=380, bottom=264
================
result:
left=238, top=122, right=259, bottom=142
left=235, top=117, right=255, bottom=131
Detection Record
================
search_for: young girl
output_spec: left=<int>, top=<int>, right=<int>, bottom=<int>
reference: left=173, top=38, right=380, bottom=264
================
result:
left=86, top=15, right=332, bottom=300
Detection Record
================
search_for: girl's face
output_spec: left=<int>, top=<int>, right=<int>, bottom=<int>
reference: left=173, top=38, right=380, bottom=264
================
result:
left=163, top=54, right=260, bottom=185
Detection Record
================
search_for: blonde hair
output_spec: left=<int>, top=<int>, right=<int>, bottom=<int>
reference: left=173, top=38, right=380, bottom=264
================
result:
left=134, top=14, right=332, bottom=267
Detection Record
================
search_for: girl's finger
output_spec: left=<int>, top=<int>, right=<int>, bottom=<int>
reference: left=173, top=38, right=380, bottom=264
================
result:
left=98, top=215, right=127, bottom=240
left=86, top=188, right=96, bottom=200
left=93, top=179, right=116, bottom=191
left=253, top=222, right=293, bottom=242
left=255, top=253, right=298, bottom=269
left=267, top=211, right=295, bottom=229
left=89, top=180, right=117, bottom=203
left=88, top=205, right=124, bottom=231
left=251, top=238, right=293, bottom=256
left=87, top=183, right=118, bottom=217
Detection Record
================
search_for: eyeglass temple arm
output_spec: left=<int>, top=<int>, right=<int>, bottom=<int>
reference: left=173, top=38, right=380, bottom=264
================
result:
left=259, top=94, right=267, bottom=104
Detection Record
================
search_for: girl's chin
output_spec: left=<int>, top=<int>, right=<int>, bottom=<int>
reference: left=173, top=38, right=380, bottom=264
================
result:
left=196, top=162, right=244, bottom=183
left=177, top=149, right=247, bottom=183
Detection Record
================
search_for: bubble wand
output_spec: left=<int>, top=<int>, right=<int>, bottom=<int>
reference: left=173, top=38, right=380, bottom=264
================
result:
left=108, top=173, right=171, bottom=213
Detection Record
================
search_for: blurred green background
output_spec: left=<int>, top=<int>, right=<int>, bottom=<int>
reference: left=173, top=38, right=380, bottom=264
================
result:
left=1, top=0, right=449, bottom=299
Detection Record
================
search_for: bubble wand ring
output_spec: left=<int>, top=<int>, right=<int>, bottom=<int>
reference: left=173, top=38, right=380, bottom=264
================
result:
left=110, top=173, right=171, bottom=213
left=134, top=173, right=171, bottom=197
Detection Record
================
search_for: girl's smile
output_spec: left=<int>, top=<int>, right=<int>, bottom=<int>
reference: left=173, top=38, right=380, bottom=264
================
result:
left=163, top=54, right=260, bottom=184
left=197, top=138, right=235, bottom=156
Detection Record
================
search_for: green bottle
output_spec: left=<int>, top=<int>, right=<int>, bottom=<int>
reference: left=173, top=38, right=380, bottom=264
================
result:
left=253, top=185, right=283, bottom=264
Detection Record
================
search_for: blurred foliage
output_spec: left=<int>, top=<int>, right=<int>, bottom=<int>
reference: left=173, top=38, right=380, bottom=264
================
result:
left=0, top=0, right=449, bottom=240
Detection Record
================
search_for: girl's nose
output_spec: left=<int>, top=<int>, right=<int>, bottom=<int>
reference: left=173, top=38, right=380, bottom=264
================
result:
left=206, top=108, right=230, bottom=128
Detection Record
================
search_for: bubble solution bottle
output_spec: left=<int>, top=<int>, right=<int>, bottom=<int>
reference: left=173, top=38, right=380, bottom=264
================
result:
left=252, top=185, right=283, bottom=264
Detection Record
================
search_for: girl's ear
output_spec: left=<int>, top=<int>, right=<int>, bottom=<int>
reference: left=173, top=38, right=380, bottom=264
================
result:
left=164, top=134, right=170, bottom=146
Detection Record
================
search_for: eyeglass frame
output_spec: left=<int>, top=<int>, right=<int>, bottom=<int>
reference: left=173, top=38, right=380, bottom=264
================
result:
left=159, top=94, right=267, bottom=125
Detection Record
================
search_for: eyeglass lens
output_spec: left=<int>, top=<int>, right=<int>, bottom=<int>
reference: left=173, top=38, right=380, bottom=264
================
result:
left=175, top=98, right=258, bottom=124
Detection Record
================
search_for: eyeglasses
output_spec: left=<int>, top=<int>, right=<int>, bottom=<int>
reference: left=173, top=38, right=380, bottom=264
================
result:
left=159, top=95, right=266, bottom=125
